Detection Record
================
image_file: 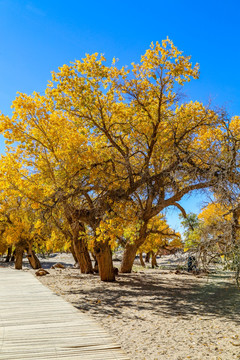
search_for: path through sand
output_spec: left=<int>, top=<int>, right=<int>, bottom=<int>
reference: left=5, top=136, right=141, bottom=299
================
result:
left=31, top=253, right=240, bottom=360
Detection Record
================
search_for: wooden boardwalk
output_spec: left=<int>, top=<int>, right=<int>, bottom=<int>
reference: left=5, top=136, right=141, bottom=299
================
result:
left=0, top=268, right=129, bottom=360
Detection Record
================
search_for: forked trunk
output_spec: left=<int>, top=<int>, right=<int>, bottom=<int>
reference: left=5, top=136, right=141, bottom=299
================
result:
left=27, top=244, right=41, bottom=269
left=64, top=203, right=93, bottom=274
left=94, top=241, right=115, bottom=282
left=139, top=253, right=145, bottom=267
left=15, top=246, right=24, bottom=270
left=120, top=243, right=138, bottom=273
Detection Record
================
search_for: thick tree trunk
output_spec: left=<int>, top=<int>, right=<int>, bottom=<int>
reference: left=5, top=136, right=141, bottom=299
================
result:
left=120, top=222, right=148, bottom=273
left=27, top=244, right=41, bottom=269
left=94, top=241, right=115, bottom=281
left=120, top=243, right=138, bottom=273
left=15, top=246, right=24, bottom=270
left=5, top=246, right=12, bottom=262
left=139, top=253, right=145, bottom=267
left=73, top=235, right=93, bottom=274
left=71, top=222, right=93, bottom=274
left=63, top=203, right=93, bottom=274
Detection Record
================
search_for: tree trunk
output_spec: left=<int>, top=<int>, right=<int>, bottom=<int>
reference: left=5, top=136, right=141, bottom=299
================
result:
left=15, top=246, right=24, bottom=270
left=231, top=209, right=239, bottom=245
left=73, top=235, right=93, bottom=274
left=27, top=244, right=41, bottom=269
left=120, top=243, right=138, bottom=273
left=94, top=241, right=115, bottom=281
left=120, top=222, right=148, bottom=273
left=63, top=203, right=93, bottom=274
left=201, top=250, right=207, bottom=271
left=11, top=249, right=16, bottom=262
left=70, top=242, right=79, bottom=266
left=91, top=252, right=99, bottom=273
left=145, top=251, right=151, bottom=263
left=151, top=252, right=158, bottom=268
left=5, top=246, right=12, bottom=262
left=139, top=253, right=145, bottom=267
left=71, top=222, right=93, bottom=274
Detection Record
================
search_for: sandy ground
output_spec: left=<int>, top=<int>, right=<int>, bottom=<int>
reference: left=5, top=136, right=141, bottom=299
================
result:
left=1, top=253, right=240, bottom=360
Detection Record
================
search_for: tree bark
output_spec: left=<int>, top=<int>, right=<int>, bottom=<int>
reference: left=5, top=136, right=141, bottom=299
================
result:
left=120, top=222, right=148, bottom=273
left=145, top=251, right=151, bottom=263
left=26, top=244, right=41, bottom=269
left=11, top=249, right=16, bottom=262
left=15, top=246, right=24, bottom=270
left=94, top=241, right=115, bottom=281
left=73, top=235, right=93, bottom=274
left=70, top=242, right=79, bottom=266
left=231, top=209, right=239, bottom=245
left=120, top=243, right=138, bottom=273
left=151, top=252, right=158, bottom=268
left=63, top=203, right=93, bottom=274
left=5, top=246, right=12, bottom=262
left=91, top=252, right=99, bottom=273
left=139, top=252, right=145, bottom=267
left=71, top=222, right=93, bottom=274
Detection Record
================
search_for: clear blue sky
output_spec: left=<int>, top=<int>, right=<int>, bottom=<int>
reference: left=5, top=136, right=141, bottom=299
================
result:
left=0, top=0, right=239, bottom=233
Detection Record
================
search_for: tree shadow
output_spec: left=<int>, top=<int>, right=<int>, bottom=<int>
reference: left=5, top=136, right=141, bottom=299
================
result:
left=65, top=271, right=240, bottom=324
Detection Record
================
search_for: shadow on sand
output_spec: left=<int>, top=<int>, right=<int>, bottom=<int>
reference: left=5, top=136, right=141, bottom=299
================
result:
left=66, top=271, right=240, bottom=324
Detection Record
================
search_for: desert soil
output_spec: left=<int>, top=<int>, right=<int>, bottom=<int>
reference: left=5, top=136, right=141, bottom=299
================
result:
left=2, top=253, right=240, bottom=360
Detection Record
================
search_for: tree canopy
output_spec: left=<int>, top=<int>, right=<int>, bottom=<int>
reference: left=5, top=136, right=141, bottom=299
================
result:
left=0, top=39, right=239, bottom=281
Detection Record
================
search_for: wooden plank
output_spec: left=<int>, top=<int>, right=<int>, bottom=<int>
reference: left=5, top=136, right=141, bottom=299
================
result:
left=0, top=268, right=129, bottom=360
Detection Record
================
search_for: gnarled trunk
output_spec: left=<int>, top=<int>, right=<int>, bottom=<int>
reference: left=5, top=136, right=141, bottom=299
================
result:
left=120, top=243, right=138, bottom=273
left=15, top=246, right=24, bottom=270
left=94, top=241, right=115, bottom=281
left=64, top=203, right=93, bottom=274
left=27, top=244, right=41, bottom=269
left=73, top=235, right=93, bottom=274
left=71, top=222, right=93, bottom=274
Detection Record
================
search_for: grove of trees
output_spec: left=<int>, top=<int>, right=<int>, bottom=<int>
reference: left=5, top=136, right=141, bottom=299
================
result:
left=0, top=39, right=239, bottom=281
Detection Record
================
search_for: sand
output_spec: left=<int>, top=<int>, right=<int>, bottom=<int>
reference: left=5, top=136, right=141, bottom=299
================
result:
left=2, top=253, right=240, bottom=359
